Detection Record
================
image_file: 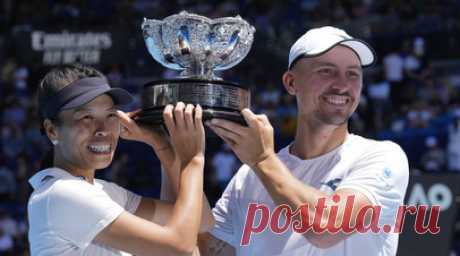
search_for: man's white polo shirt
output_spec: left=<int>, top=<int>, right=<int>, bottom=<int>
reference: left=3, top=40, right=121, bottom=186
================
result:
left=211, top=134, right=409, bottom=256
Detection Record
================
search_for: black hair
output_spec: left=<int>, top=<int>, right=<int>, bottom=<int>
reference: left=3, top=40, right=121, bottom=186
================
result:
left=37, top=64, right=107, bottom=170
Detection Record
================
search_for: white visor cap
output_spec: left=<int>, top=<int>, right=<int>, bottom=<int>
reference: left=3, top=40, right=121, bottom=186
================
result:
left=288, top=26, right=376, bottom=69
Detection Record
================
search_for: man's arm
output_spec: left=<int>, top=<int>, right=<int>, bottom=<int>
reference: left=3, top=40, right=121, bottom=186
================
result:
left=253, top=154, right=373, bottom=248
left=198, top=233, right=235, bottom=256
left=207, top=109, right=377, bottom=248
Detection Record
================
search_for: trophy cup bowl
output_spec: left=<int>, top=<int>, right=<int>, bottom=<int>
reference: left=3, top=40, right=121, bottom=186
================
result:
left=137, top=11, right=255, bottom=125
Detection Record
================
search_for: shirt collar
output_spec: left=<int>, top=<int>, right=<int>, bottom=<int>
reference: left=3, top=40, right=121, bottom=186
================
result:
left=29, top=167, right=95, bottom=190
left=279, top=133, right=352, bottom=163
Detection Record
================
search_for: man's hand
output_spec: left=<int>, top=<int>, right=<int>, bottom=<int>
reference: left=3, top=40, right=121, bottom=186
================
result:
left=206, top=108, right=276, bottom=168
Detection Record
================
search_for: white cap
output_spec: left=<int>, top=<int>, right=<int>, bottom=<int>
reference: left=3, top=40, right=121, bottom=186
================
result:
left=288, top=26, right=376, bottom=69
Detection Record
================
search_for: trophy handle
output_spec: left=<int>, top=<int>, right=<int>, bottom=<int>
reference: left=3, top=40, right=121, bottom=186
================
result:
left=142, top=18, right=184, bottom=71
left=218, top=30, right=240, bottom=61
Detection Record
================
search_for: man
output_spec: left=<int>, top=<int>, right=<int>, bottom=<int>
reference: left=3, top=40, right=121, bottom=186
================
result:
left=200, top=26, right=409, bottom=256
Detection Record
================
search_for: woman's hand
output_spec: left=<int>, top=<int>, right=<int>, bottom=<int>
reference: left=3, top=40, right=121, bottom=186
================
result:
left=163, top=102, right=205, bottom=167
left=117, top=109, right=171, bottom=152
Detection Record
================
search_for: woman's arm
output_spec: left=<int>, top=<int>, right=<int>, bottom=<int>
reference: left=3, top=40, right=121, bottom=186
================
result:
left=155, top=150, right=214, bottom=233
left=95, top=104, right=207, bottom=255
left=116, top=108, right=214, bottom=232
left=95, top=157, right=204, bottom=256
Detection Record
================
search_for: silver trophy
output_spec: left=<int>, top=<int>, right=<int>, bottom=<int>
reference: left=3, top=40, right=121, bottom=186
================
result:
left=137, top=11, right=255, bottom=125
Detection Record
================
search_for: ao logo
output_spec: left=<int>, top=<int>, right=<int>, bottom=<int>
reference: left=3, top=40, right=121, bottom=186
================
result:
left=407, top=183, right=452, bottom=211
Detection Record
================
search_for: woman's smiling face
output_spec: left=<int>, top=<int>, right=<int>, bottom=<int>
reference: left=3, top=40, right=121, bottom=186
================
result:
left=52, top=94, right=121, bottom=173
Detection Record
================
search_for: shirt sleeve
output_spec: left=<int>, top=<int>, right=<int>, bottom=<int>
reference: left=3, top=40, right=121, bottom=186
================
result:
left=210, top=165, right=247, bottom=247
left=111, top=182, right=141, bottom=214
left=337, top=141, right=410, bottom=226
left=48, top=180, right=125, bottom=249
left=124, top=187, right=141, bottom=214
left=99, top=179, right=141, bottom=214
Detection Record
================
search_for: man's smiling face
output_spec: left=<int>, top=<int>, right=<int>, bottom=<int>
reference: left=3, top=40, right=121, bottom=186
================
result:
left=289, top=45, right=363, bottom=126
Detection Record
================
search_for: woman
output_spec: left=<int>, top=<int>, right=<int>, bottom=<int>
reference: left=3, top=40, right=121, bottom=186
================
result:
left=28, top=64, right=213, bottom=255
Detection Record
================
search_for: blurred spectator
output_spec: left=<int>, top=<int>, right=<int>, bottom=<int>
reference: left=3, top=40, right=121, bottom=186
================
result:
left=420, top=136, right=446, bottom=172
left=367, top=71, right=391, bottom=130
left=0, top=163, right=15, bottom=202
left=403, top=39, right=424, bottom=81
left=418, top=76, right=453, bottom=108
left=13, top=63, right=29, bottom=98
left=0, top=210, right=18, bottom=239
left=15, top=154, right=32, bottom=204
left=2, top=99, right=27, bottom=128
left=383, top=45, right=405, bottom=109
left=400, top=40, right=423, bottom=105
left=447, top=72, right=460, bottom=90
left=259, top=84, right=281, bottom=106
left=277, top=94, right=297, bottom=140
left=1, top=123, right=25, bottom=161
left=448, top=110, right=460, bottom=172
left=413, top=36, right=425, bottom=57
left=23, top=120, right=50, bottom=162
left=0, top=227, right=13, bottom=255
left=1, top=58, right=16, bottom=85
left=211, top=143, right=238, bottom=189
left=106, top=64, right=123, bottom=88
left=407, top=101, right=433, bottom=128
left=390, top=114, right=407, bottom=133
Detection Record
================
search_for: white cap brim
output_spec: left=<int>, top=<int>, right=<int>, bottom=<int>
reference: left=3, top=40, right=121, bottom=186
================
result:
left=288, top=26, right=376, bottom=69
left=289, top=39, right=375, bottom=69
left=340, top=39, right=375, bottom=67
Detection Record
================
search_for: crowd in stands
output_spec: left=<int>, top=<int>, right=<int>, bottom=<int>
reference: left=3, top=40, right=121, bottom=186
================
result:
left=1, top=0, right=460, bottom=254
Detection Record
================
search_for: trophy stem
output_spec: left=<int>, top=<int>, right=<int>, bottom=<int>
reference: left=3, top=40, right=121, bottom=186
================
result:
left=180, top=59, right=218, bottom=80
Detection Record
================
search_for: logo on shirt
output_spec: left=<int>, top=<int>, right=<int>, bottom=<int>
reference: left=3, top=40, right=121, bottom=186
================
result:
left=383, top=167, right=392, bottom=178
left=321, top=178, right=342, bottom=191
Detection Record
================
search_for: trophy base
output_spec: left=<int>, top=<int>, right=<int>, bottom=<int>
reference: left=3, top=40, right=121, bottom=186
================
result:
left=136, top=108, right=246, bottom=126
left=138, top=78, right=250, bottom=126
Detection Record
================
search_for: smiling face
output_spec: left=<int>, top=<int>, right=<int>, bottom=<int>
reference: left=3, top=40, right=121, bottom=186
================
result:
left=46, top=94, right=121, bottom=174
left=283, top=45, right=363, bottom=126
